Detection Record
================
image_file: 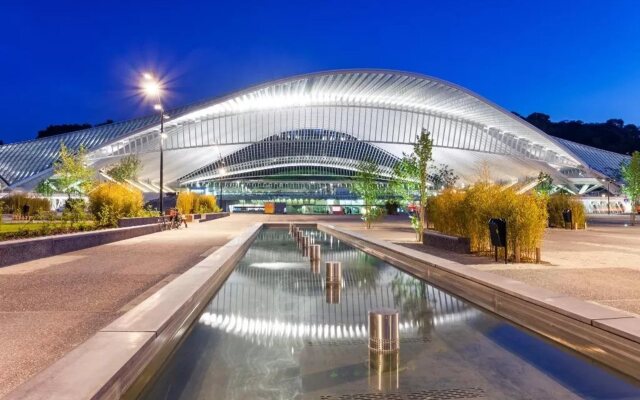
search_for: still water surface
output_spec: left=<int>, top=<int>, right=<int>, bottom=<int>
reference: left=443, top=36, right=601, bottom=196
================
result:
left=141, top=228, right=640, bottom=400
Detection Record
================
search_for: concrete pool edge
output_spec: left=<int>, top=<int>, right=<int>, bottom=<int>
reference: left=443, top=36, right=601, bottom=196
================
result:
left=4, top=222, right=262, bottom=400
left=317, top=223, right=640, bottom=381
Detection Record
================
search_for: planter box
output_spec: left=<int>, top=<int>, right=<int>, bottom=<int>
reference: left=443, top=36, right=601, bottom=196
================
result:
left=118, top=217, right=161, bottom=228
left=199, top=212, right=230, bottom=222
left=422, top=230, right=471, bottom=254
left=0, top=224, right=162, bottom=268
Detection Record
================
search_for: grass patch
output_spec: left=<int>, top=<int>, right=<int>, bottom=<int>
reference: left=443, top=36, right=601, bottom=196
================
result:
left=0, top=220, right=97, bottom=241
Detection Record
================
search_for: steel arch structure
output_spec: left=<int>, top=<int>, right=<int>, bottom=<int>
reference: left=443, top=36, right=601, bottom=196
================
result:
left=0, top=70, right=625, bottom=194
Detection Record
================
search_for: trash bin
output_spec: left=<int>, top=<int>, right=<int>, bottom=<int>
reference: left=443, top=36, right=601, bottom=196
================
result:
left=562, top=209, right=572, bottom=229
left=488, top=218, right=507, bottom=263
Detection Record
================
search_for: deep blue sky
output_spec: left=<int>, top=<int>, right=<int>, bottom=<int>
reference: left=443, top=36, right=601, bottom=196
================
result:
left=2, top=0, right=639, bottom=143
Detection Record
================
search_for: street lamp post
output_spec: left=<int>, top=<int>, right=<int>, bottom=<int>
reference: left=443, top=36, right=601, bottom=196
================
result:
left=141, top=73, right=166, bottom=214
left=607, top=179, right=611, bottom=215
left=159, top=106, right=165, bottom=214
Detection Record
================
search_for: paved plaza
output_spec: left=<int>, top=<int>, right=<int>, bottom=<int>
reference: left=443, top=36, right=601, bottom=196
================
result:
left=1, top=213, right=639, bottom=396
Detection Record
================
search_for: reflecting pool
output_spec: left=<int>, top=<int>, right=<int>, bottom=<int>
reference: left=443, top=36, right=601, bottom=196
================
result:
left=141, top=228, right=640, bottom=399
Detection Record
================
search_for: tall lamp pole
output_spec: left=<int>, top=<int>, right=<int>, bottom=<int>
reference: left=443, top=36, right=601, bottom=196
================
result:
left=607, top=179, right=611, bottom=215
left=141, top=73, right=167, bottom=214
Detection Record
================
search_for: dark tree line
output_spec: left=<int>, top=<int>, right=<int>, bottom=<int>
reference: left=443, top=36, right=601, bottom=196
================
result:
left=36, top=119, right=114, bottom=139
left=514, top=112, right=640, bottom=155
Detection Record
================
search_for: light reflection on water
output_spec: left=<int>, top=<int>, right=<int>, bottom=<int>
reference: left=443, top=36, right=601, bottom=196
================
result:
left=141, top=228, right=640, bottom=400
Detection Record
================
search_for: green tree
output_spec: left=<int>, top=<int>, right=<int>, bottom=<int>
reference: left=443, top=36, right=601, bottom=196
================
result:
left=54, top=144, right=94, bottom=198
left=107, top=155, right=141, bottom=183
left=35, top=178, right=58, bottom=197
left=353, top=160, right=384, bottom=229
left=428, top=163, right=458, bottom=191
left=536, top=171, right=554, bottom=195
left=621, top=151, right=640, bottom=225
left=391, top=129, right=433, bottom=241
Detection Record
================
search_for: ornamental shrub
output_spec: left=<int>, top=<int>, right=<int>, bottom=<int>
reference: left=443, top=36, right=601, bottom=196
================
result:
left=196, top=194, right=221, bottom=213
left=177, top=192, right=221, bottom=214
left=1, top=194, right=51, bottom=216
left=547, top=194, right=586, bottom=228
left=88, top=182, right=144, bottom=226
left=428, top=184, right=548, bottom=262
left=176, top=191, right=197, bottom=214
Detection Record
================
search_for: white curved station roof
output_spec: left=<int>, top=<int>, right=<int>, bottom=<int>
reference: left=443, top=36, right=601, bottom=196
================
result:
left=0, top=70, right=621, bottom=191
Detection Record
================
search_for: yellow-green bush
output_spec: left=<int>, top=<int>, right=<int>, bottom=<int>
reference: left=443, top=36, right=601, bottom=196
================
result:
left=196, top=194, right=221, bottom=213
left=547, top=194, right=586, bottom=228
left=428, top=184, right=548, bottom=261
left=1, top=193, right=51, bottom=216
left=88, top=182, right=144, bottom=225
left=176, top=191, right=197, bottom=214
left=177, top=192, right=221, bottom=214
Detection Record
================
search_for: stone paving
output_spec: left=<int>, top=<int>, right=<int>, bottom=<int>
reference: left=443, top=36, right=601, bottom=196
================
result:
left=0, top=217, right=250, bottom=398
left=1, top=212, right=639, bottom=397
left=476, top=214, right=640, bottom=315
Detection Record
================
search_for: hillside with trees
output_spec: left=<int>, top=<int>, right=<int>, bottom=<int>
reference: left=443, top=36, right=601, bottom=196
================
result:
left=515, top=112, right=640, bottom=155
left=36, top=119, right=114, bottom=139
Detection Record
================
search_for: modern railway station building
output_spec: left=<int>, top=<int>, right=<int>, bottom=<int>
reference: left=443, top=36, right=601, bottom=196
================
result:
left=0, top=70, right=631, bottom=213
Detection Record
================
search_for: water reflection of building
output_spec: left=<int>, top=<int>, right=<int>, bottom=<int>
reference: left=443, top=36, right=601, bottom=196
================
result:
left=199, top=229, right=480, bottom=345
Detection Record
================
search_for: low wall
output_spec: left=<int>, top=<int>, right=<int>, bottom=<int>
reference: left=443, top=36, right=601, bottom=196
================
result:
left=0, top=224, right=162, bottom=268
left=423, top=230, right=471, bottom=254
left=318, top=223, right=640, bottom=382
left=200, top=212, right=230, bottom=222
left=118, top=216, right=161, bottom=228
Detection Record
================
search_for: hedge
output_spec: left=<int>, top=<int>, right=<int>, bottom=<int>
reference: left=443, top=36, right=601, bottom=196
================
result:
left=428, top=183, right=548, bottom=261
left=176, top=192, right=221, bottom=214
left=1, top=194, right=51, bottom=216
left=547, top=194, right=586, bottom=228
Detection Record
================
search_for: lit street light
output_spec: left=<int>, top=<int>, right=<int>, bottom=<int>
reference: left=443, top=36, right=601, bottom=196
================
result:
left=141, top=73, right=167, bottom=214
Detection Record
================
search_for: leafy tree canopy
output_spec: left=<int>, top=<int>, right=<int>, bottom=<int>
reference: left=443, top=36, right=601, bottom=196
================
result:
left=107, top=155, right=141, bottom=183
left=390, top=129, right=433, bottom=240
left=621, top=151, right=640, bottom=225
left=353, top=160, right=384, bottom=229
left=53, top=144, right=95, bottom=197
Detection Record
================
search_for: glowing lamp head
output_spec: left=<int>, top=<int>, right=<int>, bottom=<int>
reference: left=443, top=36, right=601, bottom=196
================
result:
left=154, top=104, right=163, bottom=111
left=142, top=80, right=161, bottom=97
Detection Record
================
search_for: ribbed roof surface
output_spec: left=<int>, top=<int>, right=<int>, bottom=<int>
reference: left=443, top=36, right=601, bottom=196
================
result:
left=555, top=138, right=630, bottom=178
left=0, top=70, right=616, bottom=188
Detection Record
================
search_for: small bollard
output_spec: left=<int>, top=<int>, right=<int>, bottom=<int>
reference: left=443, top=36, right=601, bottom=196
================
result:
left=326, top=282, right=341, bottom=304
left=535, top=247, right=541, bottom=264
left=310, top=259, right=321, bottom=274
left=309, top=244, right=321, bottom=261
left=368, top=308, right=400, bottom=353
left=325, top=261, right=342, bottom=284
